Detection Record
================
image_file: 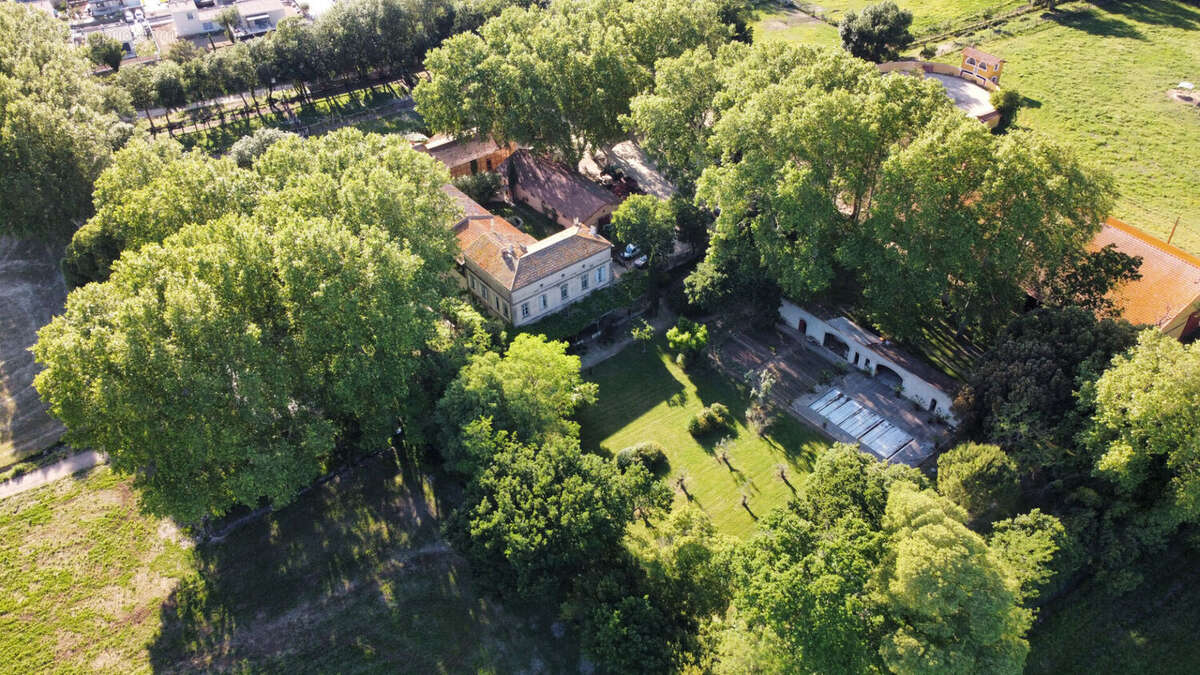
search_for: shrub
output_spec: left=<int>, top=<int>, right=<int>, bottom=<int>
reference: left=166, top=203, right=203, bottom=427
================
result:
left=989, top=88, right=1022, bottom=130
left=229, top=127, right=295, bottom=168
left=666, top=317, right=709, bottom=366
left=688, top=403, right=733, bottom=436
left=919, top=44, right=936, bottom=60
left=616, top=442, right=668, bottom=474
left=452, top=171, right=502, bottom=205
left=937, top=442, right=1021, bottom=522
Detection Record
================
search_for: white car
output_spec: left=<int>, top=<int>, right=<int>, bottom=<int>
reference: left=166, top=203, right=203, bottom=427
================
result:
left=134, top=8, right=144, bottom=20
left=123, top=9, right=134, bottom=22
left=621, top=243, right=641, bottom=260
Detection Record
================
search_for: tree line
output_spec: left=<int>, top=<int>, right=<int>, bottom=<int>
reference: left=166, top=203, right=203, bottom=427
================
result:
left=111, top=0, right=482, bottom=136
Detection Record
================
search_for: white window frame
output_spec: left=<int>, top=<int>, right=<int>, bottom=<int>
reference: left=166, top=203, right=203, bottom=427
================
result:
left=540, top=294, right=548, bottom=309
left=595, top=266, right=606, bottom=283
left=560, top=284, right=569, bottom=301
left=521, top=302, right=529, bottom=318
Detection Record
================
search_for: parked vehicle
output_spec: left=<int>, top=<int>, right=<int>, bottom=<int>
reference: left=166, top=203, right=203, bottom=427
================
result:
left=134, top=8, right=144, bottom=20
left=123, top=9, right=134, bottom=22
left=621, top=243, right=641, bottom=260
left=633, top=254, right=649, bottom=269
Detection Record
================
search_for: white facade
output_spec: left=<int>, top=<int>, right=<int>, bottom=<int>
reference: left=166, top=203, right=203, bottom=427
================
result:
left=461, top=250, right=612, bottom=327
left=780, top=299, right=959, bottom=423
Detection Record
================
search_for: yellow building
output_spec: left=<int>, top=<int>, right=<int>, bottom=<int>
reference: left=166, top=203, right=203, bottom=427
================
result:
left=960, top=46, right=1004, bottom=86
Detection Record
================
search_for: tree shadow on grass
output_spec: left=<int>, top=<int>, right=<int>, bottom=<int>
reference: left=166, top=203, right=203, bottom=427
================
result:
left=1095, top=0, right=1200, bottom=30
left=147, top=450, right=572, bottom=672
left=576, top=342, right=686, bottom=450
left=1050, top=7, right=1146, bottom=40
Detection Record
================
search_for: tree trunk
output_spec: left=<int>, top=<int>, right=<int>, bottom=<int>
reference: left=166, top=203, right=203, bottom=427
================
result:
left=164, top=108, right=174, bottom=137
left=143, top=107, right=158, bottom=136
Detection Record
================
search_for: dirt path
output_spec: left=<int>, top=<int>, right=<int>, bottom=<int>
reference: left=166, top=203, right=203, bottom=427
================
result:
left=0, top=450, right=106, bottom=500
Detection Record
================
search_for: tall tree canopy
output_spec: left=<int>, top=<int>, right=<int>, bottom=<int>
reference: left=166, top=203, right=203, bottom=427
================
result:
left=727, top=444, right=1039, bottom=673
left=414, top=0, right=731, bottom=164
left=34, top=131, right=460, bottom=523
left=1083, top=331, right=1200, bottom=542
left=609, top=194, right=676, bottom=269
left=953, top=307, right=1138, bottom=473
left=880, top=484, right=1031, bottom=674
left=630, top=42, right=1114, bottom=340
left=435, top=333, right=597, bottom=474
left=1, top=3, right=132, bottom=239
left=447, top=424, right=654, bottom=599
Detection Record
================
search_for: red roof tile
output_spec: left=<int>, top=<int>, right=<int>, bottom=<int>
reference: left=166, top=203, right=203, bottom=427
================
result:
left=1089, top=218, right=1200, bottom=328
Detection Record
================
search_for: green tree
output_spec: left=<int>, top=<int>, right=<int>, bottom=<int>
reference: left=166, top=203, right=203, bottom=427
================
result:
left=953, top=307, right=1138, bottom=473
left=447, top=424, right=644, bottom=598
left=435, top=333, right=597, bottom=473
left=415, top=0, right=731, bottom=164
left=35, top=132, right=459, bottom=523
left=216, top=7, right=242, bottom=42
left=630, top=318, right=654, bottom=351
left=610, top=194, right=676, bottom=269
left=731, top=444, right=925, bottom=673
left=0, top=3, right=130, bottom=239
left=880, top=484, right=1032, bottom=674
left=63, top=138, right=259, bottom=286
left=35, top=216, right=447, bottom=524
left=115, top=66, right=159, bottom=135
left=1035, top=244, right=1142, bottom=318
left=165, top=39, right=205, bottom=64
left=989, top=509, right=1079, bottom=603
left=228, top=127, right=295, bottom=168
left=152, top=61, right=188, bottom=135
left=1083, top=330, right=1200, bottom=536
left=86, top=32, right=125, bottom=72
left=670, top=42, right=1113, bottom=341
left=839, top=1, right=913, bottom=63
left=937, top=442, right=1021, bottom=524
left=451, top=171, right=501, bottom=205
left=665, top=317, right=708, bottom=366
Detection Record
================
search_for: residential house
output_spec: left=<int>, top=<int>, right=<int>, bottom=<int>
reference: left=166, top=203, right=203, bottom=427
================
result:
left=1089, top=217, right=1200, bottom=340
left=171, top=0, right=286, bottom=39
left=414, top=135, right=517, bottom=179
left=780, top=301, right=961, bottom=422
left=443, top=185, right=614, bottom=326
left=499, top=150, right=622, bottom=230
left=87, top=0, right=140, bottom=18
left=960, top=46, right=1004, bottom=86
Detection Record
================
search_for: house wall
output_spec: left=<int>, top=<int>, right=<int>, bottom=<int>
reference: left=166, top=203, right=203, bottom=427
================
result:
left=456, top=250, right=613, bottom=326
left=780, top=300, right=959, bottom=423
left=446, top=146, right=515, bottom=179
left=960, top=53, right=1003, bottom=86
left=172, top=5, right=219, bottom=37
left=1162, top=300, right=1200, bottom=340
left=511, top=251, right=612, bottom=327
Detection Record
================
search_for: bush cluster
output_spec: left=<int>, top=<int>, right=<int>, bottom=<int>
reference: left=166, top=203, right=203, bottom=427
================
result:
left=687, top=403, right=732, bottom=436
left=616, top=442, right=668, bottom=474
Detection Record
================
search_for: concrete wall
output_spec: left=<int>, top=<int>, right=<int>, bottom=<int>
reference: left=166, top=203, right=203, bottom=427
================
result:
left=780, top=300, right=958, bottom=422
left=446, top=147, right=514, bottom=179
left=879, top=60, right=1001, bottom=91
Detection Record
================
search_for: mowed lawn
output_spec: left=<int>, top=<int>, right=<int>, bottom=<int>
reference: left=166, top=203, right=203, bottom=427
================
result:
left=0, top=458, right=573, bottom=673
left=752, top=6, right=841, bottom=48
left=578, top=340, right=828, bottom=539
left=1027, top=540, right=1200, bottom=674
left=965, top=0, right=1200, bottom=254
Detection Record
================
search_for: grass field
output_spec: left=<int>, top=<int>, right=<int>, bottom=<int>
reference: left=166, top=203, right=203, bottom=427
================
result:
left=752, top=6, right=841, bottom=47
left=1027, top=539, right=1200, bottom=674
left=786, top=0, right=1025, bottom=37
left=578, top=339, right=829, bottom=538
left=957, top=0, right=1200, bottom=254
left=0, top=457, right=573, bottom=673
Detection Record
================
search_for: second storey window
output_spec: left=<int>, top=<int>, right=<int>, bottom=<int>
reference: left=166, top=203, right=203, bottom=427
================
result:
left=595, top=266, right=606, bottom=284
left=521, top=302, right=529, bottom=318
left=581, top=273, right=589, bottom=290
left=560, top=284, right=569, bottom=301
left=540, top=294, right=548, bottom=309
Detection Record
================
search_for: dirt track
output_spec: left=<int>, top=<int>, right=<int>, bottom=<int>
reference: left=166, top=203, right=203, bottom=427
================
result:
left=0, top=235, right=66, bottom=466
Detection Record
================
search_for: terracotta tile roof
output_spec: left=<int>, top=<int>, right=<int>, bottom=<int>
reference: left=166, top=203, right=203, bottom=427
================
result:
left=1089, top=217, right=1200, bottom=328
left=420, top=135, right=509, bottom=171
left=440, top=185, right=610, bottom=292
left=500, top=150, right=620, bottom=225
left=962, top=46, right=1004, bottom=64
left=511, top=226, right=611, bottom=291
